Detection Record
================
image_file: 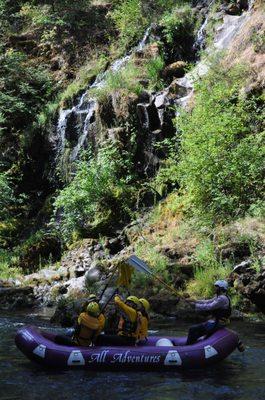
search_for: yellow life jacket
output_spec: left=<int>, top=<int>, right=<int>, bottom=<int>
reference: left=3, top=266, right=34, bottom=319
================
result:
left=118, top=311, right=142, bottom=338
left=138, top=315, right=149, bottom=341
left=74, top=312, right=102, bottom=347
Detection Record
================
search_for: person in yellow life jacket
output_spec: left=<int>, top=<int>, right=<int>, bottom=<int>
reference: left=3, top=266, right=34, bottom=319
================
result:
left=138, top=298, right=150, bottom=342
left=95, top=295, right=141, bottom=346
left=55, top=301, right=105, bottom=347
left=74, top=302, right=105, bottom=346
left=81, top=293, right=98, bottom=312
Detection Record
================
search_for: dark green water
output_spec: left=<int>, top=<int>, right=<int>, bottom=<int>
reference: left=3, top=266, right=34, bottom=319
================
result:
left=0, top=311, right=264, bottom=400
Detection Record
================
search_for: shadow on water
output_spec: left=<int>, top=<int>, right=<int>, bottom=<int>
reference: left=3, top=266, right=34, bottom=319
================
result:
left=0, top=312, right=264, bottom=400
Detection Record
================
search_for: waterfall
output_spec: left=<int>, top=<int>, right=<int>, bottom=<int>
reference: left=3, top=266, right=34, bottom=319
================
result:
left=173, top=0, right=254, bottom=114
left=193, top=0, right=215, bottom=52
left=248, top=0, right=255, bottom=10
left=55, top=26, right=152, bottom=165
left=193, top=16, right=209, bottom=51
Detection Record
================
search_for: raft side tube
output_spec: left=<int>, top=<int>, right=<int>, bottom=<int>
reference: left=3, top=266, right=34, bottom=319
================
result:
left=15, top=325, right=239, bottom=370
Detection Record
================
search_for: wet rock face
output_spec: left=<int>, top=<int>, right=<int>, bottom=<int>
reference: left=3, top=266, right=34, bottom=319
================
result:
left=17, top=235, right=62, bottom=274
left=230, top=261, right=265, bottom=313
left=0, top=286, right=35, bottom=309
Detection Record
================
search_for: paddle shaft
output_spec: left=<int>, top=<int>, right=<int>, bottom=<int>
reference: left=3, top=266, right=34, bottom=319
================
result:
left=99, top=264, right=119, bottom=302
left=152, top=273, right=180, bottom=298
left=128, top=255, right=180, bottom=298
left=100, top=289, right=118, bottom=313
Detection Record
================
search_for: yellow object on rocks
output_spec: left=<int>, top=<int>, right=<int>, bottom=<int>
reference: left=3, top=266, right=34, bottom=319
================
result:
left=116, top=262, right=133, bottom=288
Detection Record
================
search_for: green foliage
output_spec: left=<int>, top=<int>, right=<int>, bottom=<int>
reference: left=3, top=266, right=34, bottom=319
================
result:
left=153, top=158, right=179, bottom=196
left=92, top=61, right=144, bottom=101
left=37, top=99, right=59, bottom=127
left=187, top=239, right=231, bottom=298
left=0, top=172, right=25, bottom=247
left=109, top=0, right=147, bottom=50
left=177, top=63, right=265, bottom=223
left=54, top=143, right=136, bottom=241
left=0, top=173, right=15, bottom=218
left=187, top=263, right=230, bottom=298
left=0, top=48, right=54, bottom=136
left=161, top=5, right=195, bottom=45
left=146, top=55, right=165, bottom=90
left=20, top=1, right=91, bottom=26
left=131, top=239, right=170, bottom=290
left=250, top=29, right=265, bottom=53
left=60, top=55, right=108, bottom=104
left=92, top=53, right=165, bottom=102
left=0, top=249, right=21, bottom=279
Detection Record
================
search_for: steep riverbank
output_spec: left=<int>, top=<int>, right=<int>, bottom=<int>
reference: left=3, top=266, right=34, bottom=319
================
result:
left=0, top=0, right=264, bottom=322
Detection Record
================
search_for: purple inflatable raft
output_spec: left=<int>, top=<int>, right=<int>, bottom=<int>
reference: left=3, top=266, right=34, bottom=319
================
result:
left=15, top=326, right=239, bottom=370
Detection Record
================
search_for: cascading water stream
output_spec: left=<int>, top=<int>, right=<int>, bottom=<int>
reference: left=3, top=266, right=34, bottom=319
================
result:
left=174, top=0, right=255, bottom=113
left=55, top=26, right=153, bottom=165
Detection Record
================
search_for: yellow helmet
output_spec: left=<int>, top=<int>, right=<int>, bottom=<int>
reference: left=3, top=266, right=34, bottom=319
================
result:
left=86, top=301, right=100, bottom=317
left=139, top=298, right=150, bottom=312
left=87, top=294, right=97, bottom=303
left=126, top=295, right=140, bottom=308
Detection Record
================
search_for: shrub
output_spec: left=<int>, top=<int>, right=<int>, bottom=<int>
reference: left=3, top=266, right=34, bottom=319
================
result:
left=0, top=48, right=54, bottom=135
left=0, top=173, right=15, bottom=218
left=131, top=240, right=170, bottom=291
left=54, top=144, right=136, bottom=241
left=177, top=63, right=265, bottom=223
left=109, top=0, right=147, bottom=50
left=0, top=172, right=25, bottom=246
left=160, top=5, right=195, bottom=61
left=60, top=55, right=108, bottom=104
left=187, top=263, right=231, bottom=298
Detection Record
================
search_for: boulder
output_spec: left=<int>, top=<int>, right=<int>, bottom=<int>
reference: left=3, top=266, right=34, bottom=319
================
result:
left=233, top=259, right=252, bottom=274
left=0, top=286, right=35, bottom=309
left=104, top=237, right=124, bottom=255
left=143, top=42, right=160, bottom=59
left=84, top=265, right=102, bottom=286
left=168, top=78, right=193, bottom=98
left=154, top=92, right=169, bottom=109
left=162, top=61, right=187, bottom=80
left=230, top=263, right=265, bottom=313
left=225, top=3, right=241, bottom=15
left=107, top=127, right=127, bottom=145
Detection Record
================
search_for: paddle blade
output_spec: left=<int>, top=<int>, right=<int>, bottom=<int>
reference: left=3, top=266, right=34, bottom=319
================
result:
left=116, top=263, right=133, bottom=288
left=127, top=255, right=152, bottom=275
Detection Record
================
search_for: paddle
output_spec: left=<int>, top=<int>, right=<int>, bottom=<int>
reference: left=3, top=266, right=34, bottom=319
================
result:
left=98, top=264, right=119, bottom=302
left=127, top=255, right=180, bottom=298
left=100, top=288, right=118, bottom=313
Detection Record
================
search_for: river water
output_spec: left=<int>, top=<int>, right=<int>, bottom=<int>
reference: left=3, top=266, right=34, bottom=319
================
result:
left=0, top=312, right=264, bottom=400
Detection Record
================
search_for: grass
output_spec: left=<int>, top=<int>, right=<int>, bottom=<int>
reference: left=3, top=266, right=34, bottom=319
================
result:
left=145, top=55, right=165, bottom=90
left=60, top=54, right=108, bottom=105
left=90, top=51, right=165, bottom=102
left=0, top=249, right=21, bottom=280
left=130, top=239, right=170, bottom=293
left=90, top=61, right=144, bottom=102
left=186, top=263, right=231, bottom=299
